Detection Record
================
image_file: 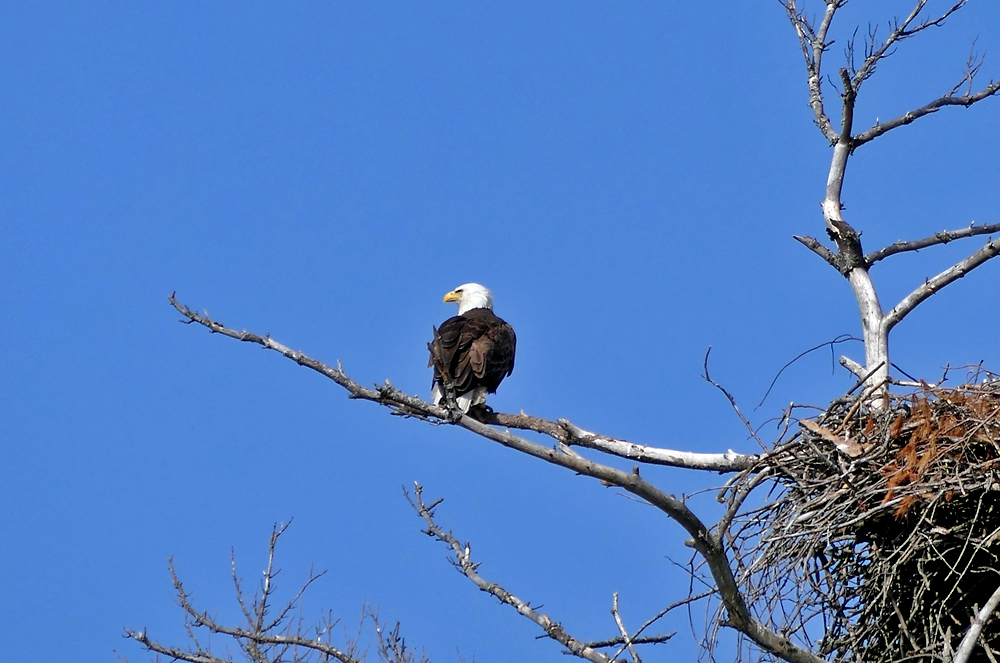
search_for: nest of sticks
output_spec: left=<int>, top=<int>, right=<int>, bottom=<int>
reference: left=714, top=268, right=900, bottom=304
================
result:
left=726, top=374, right=1000, bottom=663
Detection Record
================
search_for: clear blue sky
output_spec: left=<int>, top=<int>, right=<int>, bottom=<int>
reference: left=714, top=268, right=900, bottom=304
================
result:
left=2, top=2, right=999, bottom=661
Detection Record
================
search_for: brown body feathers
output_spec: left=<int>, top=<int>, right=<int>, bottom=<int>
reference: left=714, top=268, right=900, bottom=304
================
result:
left=428, top=308, right=516, bottom=403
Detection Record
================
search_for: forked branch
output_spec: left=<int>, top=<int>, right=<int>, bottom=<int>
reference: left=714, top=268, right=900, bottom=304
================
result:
left=785, top=0, right=998, bottom=150
left=850, top=1, right=997, bottom=147
left=853, top=1, right=967, bottom=88
left=782, top=0, right=841, bottom=143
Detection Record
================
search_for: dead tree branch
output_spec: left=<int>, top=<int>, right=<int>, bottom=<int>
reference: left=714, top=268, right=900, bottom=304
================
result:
left=407, top=484, right=620, bottom=663
left=865, top=222, right=1000, bottom=265
left=785, top=0, right=998, bottom=399
left=167, top=293, right=757, bottom=473
left=782, top=0, right=841, bottom=143
left=168, top=294, right=821, bottom=663
left=793, top=235, right=842, bottom=272
left=123, top=523, right=363, bottom=663
left=122, top=634, right=233, bottom=663
left=703, top=347, right=765, bottom=449
left=848, top=0, right=997, bottom=147
left=839, top=355, right=866, bottom=380
left=853, top=78, right=1000, bottom=147
left=366, top=607, right=429, bottom=663
left=601, top=592, right=707, bottom=657
left=853, top=1, right=967, bottom=88
left=952, top=582, right=1000, bottom=663
left=884, top=236, right=1000, bottom=331
left=611, top=592, right=642, bottom=663
left=555, top=418, right=756, bottom=471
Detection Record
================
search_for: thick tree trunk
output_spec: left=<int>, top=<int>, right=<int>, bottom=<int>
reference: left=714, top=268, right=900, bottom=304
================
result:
left=823, top=136, right=891, bottom=398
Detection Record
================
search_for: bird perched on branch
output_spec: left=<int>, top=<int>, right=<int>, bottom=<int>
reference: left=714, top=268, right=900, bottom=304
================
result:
left=428, top=283, right=516, bottom=413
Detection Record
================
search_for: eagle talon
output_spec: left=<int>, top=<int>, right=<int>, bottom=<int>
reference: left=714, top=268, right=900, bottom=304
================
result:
left=444, top=401, right=465, bottom=422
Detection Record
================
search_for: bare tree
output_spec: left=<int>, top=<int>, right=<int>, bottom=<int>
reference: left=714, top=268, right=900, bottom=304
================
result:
left=130, top=3, right=1000, bottom=663
left=120, top=522, right=431, bottom=663
left=783, top=0, right=1000, bottom=400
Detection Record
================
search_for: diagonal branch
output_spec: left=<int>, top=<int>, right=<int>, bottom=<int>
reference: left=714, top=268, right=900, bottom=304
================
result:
left=793, top=235, right=844, bottom=273
left=853, top=79, right=1000, bottom=147
left=168, top=293, right=758, bottom=474
left=407, top=484, right=613, bottom=663
left=554, top=418, right=756, bottom=471
left=477, top=411, right=757, bottom=471
left=865, top=222, right=1000, bottom=265
left=167, top=294, right=823, bottom=663
left=884, top=237, right=1000, bottom=331
left=122, top=630, right=232, bottom=663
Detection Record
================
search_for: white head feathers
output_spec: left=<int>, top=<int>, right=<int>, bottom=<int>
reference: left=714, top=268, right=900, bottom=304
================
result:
left=444, top=283, right=493, bottom=315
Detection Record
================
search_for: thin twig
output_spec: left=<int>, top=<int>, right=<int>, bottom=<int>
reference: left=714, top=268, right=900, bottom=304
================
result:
left=703, top=347, right=766, bottom=450
left=757, top=335, right=862, bottom=409
left=611, top=593, right=642, bottom=663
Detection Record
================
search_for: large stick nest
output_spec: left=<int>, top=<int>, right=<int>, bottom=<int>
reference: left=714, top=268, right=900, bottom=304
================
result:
left=728, top=377, right=1000, bottom=663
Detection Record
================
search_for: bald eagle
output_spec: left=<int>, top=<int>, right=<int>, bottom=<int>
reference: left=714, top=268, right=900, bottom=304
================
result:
left=428, top=283, right=516, bottom=413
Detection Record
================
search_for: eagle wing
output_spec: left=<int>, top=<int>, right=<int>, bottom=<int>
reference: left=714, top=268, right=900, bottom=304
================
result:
left=429, top=310, right=515, bottom=395
left=470, top=321, right=515, bottom=392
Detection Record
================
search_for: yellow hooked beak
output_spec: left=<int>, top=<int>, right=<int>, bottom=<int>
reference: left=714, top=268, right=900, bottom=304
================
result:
left=443, top=290, right=461, bottom=303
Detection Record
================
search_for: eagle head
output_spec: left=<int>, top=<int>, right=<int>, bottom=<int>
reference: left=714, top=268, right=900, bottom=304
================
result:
left=443, top=283, right=493, bottom=315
